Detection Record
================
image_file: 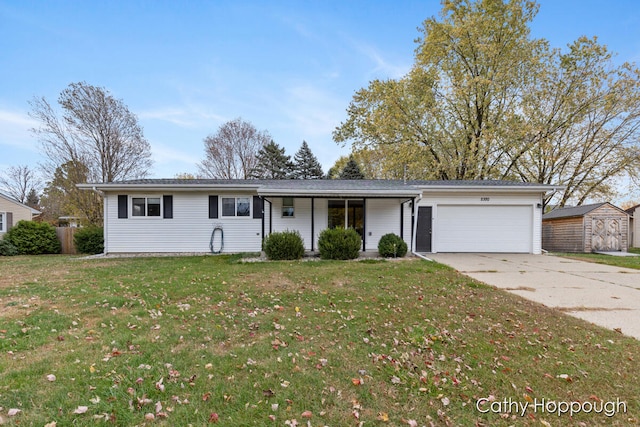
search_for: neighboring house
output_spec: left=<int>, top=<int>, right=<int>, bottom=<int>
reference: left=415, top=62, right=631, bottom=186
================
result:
left=58, top=216, right=82, bottom=228
left=0, top=192, right=41, bottom=237
left=626, top=204, right=640, bottom=248
left=542, top=202, right=629, bottom=253
left=78, top=179, right=560, bottom=255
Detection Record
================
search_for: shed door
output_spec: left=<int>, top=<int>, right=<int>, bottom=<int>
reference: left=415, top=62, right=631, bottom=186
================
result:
left=592, top=218, right=622, bottom=251
left=435, top=205, right=533, bottom=253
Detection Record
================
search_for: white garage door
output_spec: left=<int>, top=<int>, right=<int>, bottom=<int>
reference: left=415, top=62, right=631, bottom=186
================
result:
left=435, top=205, right=533, bottom=253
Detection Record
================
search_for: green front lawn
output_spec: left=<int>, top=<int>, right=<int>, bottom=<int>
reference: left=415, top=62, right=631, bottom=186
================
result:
left=0, top=255, right=638, bottom=426
left=555, top=248, right=640, bottom=270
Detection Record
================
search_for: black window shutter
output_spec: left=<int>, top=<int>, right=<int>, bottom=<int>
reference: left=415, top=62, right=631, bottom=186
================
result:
left=253, top=196, right=263, bottom=219
left=209, top=195, right=218, bottom=219
left=118, top=195, right=128, bottom=218
left=7, top=212, right=13, bottom=230
left=163, top=195, right=173, bottom=219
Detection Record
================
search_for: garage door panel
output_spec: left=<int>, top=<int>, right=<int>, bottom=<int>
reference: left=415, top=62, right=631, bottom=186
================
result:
left=436, top=205, right=532, bottom=253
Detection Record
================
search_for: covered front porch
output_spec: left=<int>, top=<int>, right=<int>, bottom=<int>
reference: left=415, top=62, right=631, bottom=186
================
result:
left=257, top=186, right=420, bottom=253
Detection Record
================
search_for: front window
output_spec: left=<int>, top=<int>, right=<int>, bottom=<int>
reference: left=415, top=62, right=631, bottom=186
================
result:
left=328, top=199, right=364, bottom=237
left=132, top=197, right=161, bottom=217
left=282, top=197, right=294, bottom=217
left=222, top=197, right=251, bottom=217
left=0, top=212, right=5, bottom=232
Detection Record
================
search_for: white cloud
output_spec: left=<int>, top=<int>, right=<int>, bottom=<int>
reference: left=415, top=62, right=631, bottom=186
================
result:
left=138, top=105, right=227, bottom=129
left=349, top=39, right=411, bottom=80
left=0, top=108, right=39, bottom=154
left=281, top=84, right=344, bottom=138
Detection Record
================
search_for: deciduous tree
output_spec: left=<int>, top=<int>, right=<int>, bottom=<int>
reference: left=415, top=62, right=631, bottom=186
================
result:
left=40, top=161, right=102, bottom=225
left=30, top=82, right=152, bottom=183
left=198, top=118, right=270, bottom=179
left=334, top=0, right=640, bottom=205
left=0, top=165, right=42, bottom=204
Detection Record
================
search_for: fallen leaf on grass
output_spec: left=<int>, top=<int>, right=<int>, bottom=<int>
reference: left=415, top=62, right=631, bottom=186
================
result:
left=46, top=374, right=56, bottom=382
left=7, top=409, right=21, bottom=416
left=301, top=410, right=312, bottom=418
left=73, top=406, right=88, bottom=414
left=376, top=412, right=390, bottom=422
left=208, top=412, right=219, bottom=423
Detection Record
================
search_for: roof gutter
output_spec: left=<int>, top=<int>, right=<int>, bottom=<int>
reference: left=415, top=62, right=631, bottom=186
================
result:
left=77, top=183, right=263, bottom=192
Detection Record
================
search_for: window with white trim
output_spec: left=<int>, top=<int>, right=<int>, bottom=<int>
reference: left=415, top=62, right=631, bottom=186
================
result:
left=282, top=197, right=294, bottom=217
left=221, top=197, right=250, bottom=217
left=0, top=212, right=5, bottom=232
left=132, top=197, right=161, bottom=217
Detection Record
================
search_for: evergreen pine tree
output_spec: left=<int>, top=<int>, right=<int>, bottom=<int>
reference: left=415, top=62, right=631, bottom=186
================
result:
left=292, top=141, right=324, bottom=179
left=250, top=140, right=293, bottom=179
left=339, top=156, right=365, bottom=179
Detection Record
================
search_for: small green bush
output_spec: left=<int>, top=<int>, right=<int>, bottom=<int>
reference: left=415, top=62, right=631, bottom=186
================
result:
left=318, top=228, right=362, bottom=260
left=378, top=233, right=408, bottom=258
left=4, top=220, right=61, bottom=255
left=0, top=239, right=18, bottom=256
left=263, top=230, right=305, bottom=260
left=74, top=226, right=104, bottom=254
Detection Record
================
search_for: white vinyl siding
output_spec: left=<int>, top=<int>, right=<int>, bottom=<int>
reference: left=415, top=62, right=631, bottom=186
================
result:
left=105, top=192, right=262, bottom=253
left=364, top=199, right=405, bottom=251
left=271, top=198, right=313, bottom=249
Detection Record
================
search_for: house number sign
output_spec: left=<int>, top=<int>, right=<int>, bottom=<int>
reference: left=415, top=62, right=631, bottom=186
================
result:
left=480, top=197, right=490, bottom=201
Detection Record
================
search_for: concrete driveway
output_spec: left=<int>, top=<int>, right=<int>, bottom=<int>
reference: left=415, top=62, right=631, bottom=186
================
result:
left=427, top=253, right=640, bottom=340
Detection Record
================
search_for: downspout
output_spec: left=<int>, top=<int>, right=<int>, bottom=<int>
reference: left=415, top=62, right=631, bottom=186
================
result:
left=269, top=198, right=273, bottom=235
left=91, top=186, right=107, bottom=254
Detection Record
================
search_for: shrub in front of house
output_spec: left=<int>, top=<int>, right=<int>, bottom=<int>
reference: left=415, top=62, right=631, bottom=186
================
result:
left=74, top=226, right=105, bottom=254
left=0, top=239, right=18, bottom=256
left=378, top=233, right=408, bottom=258
left=4, top=220, right=61, bottom=255
left=318, top=228, right=361, bottom=260
left=263, top=230, right=305, bottom=260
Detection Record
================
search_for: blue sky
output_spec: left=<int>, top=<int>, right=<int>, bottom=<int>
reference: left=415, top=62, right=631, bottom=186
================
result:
left=1, top=0, right=640, bottom=182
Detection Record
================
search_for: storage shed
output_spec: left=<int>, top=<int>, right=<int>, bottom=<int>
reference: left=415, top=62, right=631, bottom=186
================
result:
left=542, top=202, right=629, bottom=253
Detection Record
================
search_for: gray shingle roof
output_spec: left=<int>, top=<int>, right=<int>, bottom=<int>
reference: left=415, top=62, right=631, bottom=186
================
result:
left=543, top=203, right=609, bottom=220
left=80, top=179, right=559, bottom=196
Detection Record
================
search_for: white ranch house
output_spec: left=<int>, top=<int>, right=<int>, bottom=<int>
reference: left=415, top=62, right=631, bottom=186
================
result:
left=79, top=179, right=560, bottom=255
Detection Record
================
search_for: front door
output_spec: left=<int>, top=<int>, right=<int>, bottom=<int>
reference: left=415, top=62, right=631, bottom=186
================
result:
left=416, top=206, right=432, bottom=252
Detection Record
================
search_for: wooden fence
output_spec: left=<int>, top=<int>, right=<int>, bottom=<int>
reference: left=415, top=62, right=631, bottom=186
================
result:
left=56, top=227, right=78, bottom=254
